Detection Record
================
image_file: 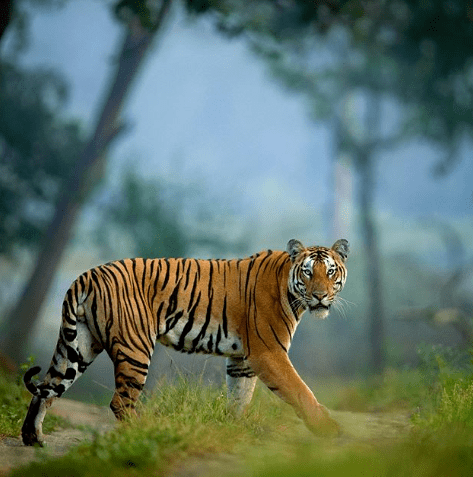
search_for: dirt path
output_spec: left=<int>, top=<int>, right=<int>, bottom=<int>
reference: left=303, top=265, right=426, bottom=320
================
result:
left=0, top=399, right=115, bottom=476
left=0, top=402, right=411, bottom=476
left=170, top=410, right=413, bottom=477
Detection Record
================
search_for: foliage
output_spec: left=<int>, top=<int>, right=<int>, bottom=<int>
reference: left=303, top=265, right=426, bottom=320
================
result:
left=335, top=367, right=432, bottom=412
left=7, top=350, right=473, bottom=477
left=333, top=344, right=473, bottom=414
left=413, top=345, right=473, bottom=435
left=1, top=0, right=68, bottom=53
left=93, top=169, right=249, bottom=260
left=0, top=60, right=84, bottom=256
left=1, top=2, right=80, bottom=257
left=9, top=376, right=277, bottom=477
left=94, top=170, right=187, bottom=259
left=0, top=357, right=65, bottom=438
left=256, top=346, right=473, bottom=477
left=210, top=0, right=473, bottom=172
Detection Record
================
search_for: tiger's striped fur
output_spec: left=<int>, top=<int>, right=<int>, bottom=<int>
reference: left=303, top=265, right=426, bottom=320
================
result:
left=21, top=239, right=349, bottom=445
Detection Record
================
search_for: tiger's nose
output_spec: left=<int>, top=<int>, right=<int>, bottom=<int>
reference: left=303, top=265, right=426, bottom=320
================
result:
left=312, top=292, right=327, bottom=301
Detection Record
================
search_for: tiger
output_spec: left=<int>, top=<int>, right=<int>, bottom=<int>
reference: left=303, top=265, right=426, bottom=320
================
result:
left=21, top=238, right=349, bottom=446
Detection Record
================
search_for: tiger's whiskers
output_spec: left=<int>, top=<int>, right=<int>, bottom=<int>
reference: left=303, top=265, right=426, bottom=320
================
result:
left=332, top=296, right=355, bottom=320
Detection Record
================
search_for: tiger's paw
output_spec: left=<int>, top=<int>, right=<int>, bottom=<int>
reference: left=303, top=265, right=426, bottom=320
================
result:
left=309, top=405, right=342, bottom=437
left=21, top=421, right=44, bottom=447
left=21, top=430, right=45, bottom=447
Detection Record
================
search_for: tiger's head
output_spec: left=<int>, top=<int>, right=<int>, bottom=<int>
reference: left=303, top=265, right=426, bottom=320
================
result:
left=287, top=239, right=349, bottom=319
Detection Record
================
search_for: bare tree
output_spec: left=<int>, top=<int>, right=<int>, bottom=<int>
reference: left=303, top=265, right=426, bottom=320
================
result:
left=0, top=0, right=13, bottom=42
left=1, top=0, right=172, bottom=364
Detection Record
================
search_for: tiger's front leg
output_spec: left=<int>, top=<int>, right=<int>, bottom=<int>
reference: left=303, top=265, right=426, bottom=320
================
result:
left=249, top=351, right=340, bottom=437
left=225, top=357, right=257, bottom=415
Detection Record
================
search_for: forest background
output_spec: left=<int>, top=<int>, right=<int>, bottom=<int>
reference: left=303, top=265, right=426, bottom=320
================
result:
left=0, top=0, right=472, bottom=402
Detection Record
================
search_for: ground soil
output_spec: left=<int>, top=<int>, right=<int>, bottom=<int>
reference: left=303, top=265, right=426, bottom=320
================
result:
left=0, top=399, right=115, bottom=476
left=0, top=401, right=411, bottom=476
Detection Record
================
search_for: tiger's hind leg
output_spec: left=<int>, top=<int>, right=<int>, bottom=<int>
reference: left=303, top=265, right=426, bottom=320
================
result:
left=21, top=367, right=55, bottom=446
left=21, top=320, right=103, bottom=446
left=109, top=349, right=150, bottom=420
left=226, top=357, right=257, bottom=415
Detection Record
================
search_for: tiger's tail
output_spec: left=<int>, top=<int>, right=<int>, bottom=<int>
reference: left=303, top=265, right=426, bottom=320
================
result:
left=23, top=366, right=42, bottom=395
left=21, top=279, right=103, bottom=446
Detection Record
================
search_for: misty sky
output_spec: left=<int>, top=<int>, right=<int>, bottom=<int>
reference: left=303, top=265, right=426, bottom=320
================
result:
left=3, top=0, right=473, bottom=226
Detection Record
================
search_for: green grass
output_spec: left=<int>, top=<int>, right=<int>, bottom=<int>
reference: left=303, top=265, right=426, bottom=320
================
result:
left=334, top=367, right=433, bottom=412
left=7, top=345, right=473, bottom=477
left=9, top=376, right=284, bottom=477
left=0, top=358, right=67, bottom=439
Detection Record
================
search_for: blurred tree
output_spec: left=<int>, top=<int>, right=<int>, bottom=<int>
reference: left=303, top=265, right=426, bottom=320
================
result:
left=0, top=62, right=83, bottom=255
left=0, top=0, right=13, bottom=42
left=399, top=221, right=473, bottom=347
left=93, top=169, right=248, bottom=260
left=203, top=0, right=473, bottom=168
left=0, top=0, right=77, bottom=255
left=197, top=0, right=473, bottom=374
left=0, top=0, right=68, bottom=52
left=4, top=0, right=471, bottom=367
left=234, top=22, right=393, bottom=375
left=0, top=0, right=172, bottom=364
left=95, top=170, right=187, bottom=259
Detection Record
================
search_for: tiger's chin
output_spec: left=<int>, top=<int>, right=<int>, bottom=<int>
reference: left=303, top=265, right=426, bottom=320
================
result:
left=309, top=304, right=331, bottom=320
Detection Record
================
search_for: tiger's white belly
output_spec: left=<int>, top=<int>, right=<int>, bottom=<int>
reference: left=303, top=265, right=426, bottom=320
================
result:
left=157, top=314, right=244, bottom=357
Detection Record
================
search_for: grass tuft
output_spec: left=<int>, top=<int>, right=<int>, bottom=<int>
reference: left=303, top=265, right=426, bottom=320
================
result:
left=0, top=357, right=66, bottom=439
left=7, top=345, right=473, bottom=477
left=9, top=376, right=280, bottom=477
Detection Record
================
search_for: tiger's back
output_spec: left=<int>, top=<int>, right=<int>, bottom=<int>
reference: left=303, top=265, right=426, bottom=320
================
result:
left=77, top=251, right=292, bottom=361
left=22, top=240, right=349, bottom=446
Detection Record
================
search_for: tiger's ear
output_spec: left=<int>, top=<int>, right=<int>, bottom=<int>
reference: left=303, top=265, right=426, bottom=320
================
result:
left=287, top=239, right=304, bottom=262
left=331, top=239, right=349, bottom=262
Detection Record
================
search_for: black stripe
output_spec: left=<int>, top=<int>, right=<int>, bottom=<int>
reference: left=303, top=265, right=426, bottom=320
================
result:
left=66, top=345, right=79, bottom=362
left=207, top=334, right=213, bottom=353
left=244, top=258, right=255, bottom=295
left=175, top=260, right=181, bottom=282
left=184, top=260, right=192, bottom=289
left=214, top=325, right=222, bottom=355
left=115, top=350, right=149, bottom=370
left=141, top=259, right=147, bottom=298
left=287, top=291, right=300, bottom=318
left=192, top=288, right=213, bottom=351
left=188, top=269, right=199, bottom=308
left=90, top=293, right=100, bottom=337
left=79, top=274, right=86, bottom=295
left=176, top=291, right=201, bottom=351
left=279, top=306, right=295, bottom=337
left=150, top=260, right=161, bottom=307
left=270, top=324, right=287, bottom=352
left=63, top=328, right=77, bottom=342
left=98, top=269, right=115, bottom=348
left=165, top=280, right=181, bottom=318
left=226, top=365, right=255, bottom=378
left=132, top=259, right=153, bottom=346
left=48, top=366, right=65, bottom=380
left=156, top=301, right=165, bottom=337
left=112, top=262, right=151, bottom=356
left=161, top=259, right=170, bottom=290
left=222, top=295, right=228, bottom=338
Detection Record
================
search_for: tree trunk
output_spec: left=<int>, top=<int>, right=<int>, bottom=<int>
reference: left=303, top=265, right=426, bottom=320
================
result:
left=356, top=90, right=386, bottom=374
left=331, top=102, right=353, bottom=240
left=357, top=146, right=386, bottom=374
left=0, top=2, right=171, bottom=365
left=0, top=0, right=13, bottom=43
